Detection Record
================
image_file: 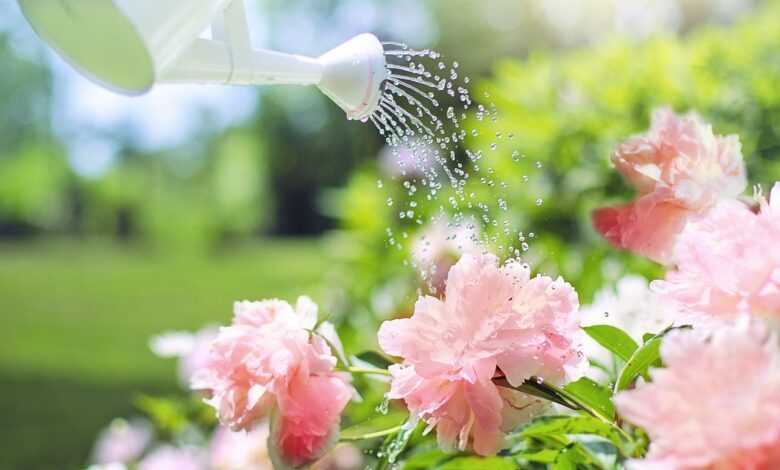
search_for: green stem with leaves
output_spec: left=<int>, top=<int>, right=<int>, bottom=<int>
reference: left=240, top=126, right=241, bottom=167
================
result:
left=495, top=376, right=634, bottom=444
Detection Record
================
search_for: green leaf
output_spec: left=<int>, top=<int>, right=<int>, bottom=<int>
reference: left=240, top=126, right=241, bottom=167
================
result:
left=514, top=448, right=560, bottom=464
left=614, top=326, right=690, bottom=392
left=134, top=395, right=189, bottom=433
left=583, top=325, right=639, bottom=362
left=521, top=415, right=623, bottom=450
left=563, top=377, right=615, bottom=421
left=581, top=439, right=619, bottom=468
left=552, top=447, right=578, bottom=470
left=353, top=351, right=394, bottom=369
left=615, top=337, right=661, bottom=391
left=437, top=456, right=517, bottom=470
left=496, top=377, right=574, bottom=410
left=401, top=448, right=453, bottom=470
left=339, top=412, right=406, bottom=440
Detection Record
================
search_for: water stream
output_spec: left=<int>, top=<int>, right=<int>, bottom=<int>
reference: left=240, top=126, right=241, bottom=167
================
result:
left=365, top=42, right=537, bottom=290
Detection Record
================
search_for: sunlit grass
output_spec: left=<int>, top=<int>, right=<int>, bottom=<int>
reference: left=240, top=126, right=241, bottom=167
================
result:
left=0, top=237, right=325, bottom=469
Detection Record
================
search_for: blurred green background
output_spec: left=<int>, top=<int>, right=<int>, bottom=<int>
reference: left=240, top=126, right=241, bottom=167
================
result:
left=2, top=0, right=780, bottom=468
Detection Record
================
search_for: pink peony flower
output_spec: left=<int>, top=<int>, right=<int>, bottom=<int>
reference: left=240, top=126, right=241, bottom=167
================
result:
left=90, top=418, right=152, bottom=465
left=615, top=317, right=780, bottom=469
left=137, top=446, right=205, bottom=470
left=209, top=424, right=272, bottom=470
left=378, top=253, right=584, bottom=456
left=652, top=184, right=780, bottom=320
left=193, top=297, right=354, bottom=469
left=593, top=107, right=746, bottom=264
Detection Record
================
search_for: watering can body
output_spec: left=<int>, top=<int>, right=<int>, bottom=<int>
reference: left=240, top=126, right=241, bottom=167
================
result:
left=19, top=0, right=235, bottom=94
left=18, top=0, right=387, bottom=119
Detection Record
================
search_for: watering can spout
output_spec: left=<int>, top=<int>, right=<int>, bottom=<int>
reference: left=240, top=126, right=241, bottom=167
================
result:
left=317, top=33, right=388, bottom=121
left=17, top=0, right=387, bottom=119
left=161, top=33, right=387, bottom=120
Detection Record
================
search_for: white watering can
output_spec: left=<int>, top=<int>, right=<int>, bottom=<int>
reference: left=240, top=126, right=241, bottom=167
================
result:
left=17, top=0, right=388, bottom=120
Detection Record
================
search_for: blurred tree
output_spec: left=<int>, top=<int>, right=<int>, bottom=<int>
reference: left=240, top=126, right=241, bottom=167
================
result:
left=0, top=31, right=52, bottom=153
left=0, top=143, right=71, bottom=236
left=256, top=89, right=383, bottom=234
left=211, top=130, right=274, bottom=239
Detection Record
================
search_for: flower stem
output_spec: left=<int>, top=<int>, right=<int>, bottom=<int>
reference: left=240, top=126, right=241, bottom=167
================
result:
left=494, top=376, right=634, bottom=443
left=340, top=425, right=402, bottom=441
left=346, top=366, right=392, bottom=376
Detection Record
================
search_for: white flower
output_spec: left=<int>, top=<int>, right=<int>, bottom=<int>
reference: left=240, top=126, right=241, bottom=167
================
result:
left=90, top=418, right=152, bottom=465
left=580, top=275, right=679, bottom=381
left=149, top=327, right=219, bottom=387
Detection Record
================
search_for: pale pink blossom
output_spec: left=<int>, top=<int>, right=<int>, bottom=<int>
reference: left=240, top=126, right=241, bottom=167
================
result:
left=615, top=317, right=780, bottom=469
left=193, top=297, right=354, bottom=469
left=593, top=107, right=746, bottom=264
left=580, top=275, right=682, bottom=381
left=90, top=419, right=152, bottom=465
left=412, top=217, right=480, bottom=295
left=378, top=140, right=436, bottom=179
left=150, top=327, right=218, bottom=387
left=137, top=446, right=205, bottom=470
left=653, top=184, right=780, bottom=320
left=209, top=424, right=272, bottom=470
left=378, top=253, right=584, bottom=456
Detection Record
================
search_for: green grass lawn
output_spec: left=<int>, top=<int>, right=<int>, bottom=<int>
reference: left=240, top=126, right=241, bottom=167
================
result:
left=0, top=238, right=326, bottom=469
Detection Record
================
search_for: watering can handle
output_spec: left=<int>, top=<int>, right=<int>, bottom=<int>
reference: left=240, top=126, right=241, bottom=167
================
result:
left=160, top=0, right=323, bottom=86
left=213, top=0, right=253, bottom=83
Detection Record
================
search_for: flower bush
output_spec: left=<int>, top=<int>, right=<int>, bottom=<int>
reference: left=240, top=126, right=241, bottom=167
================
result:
left=88, top=107, right=780, bottom=470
